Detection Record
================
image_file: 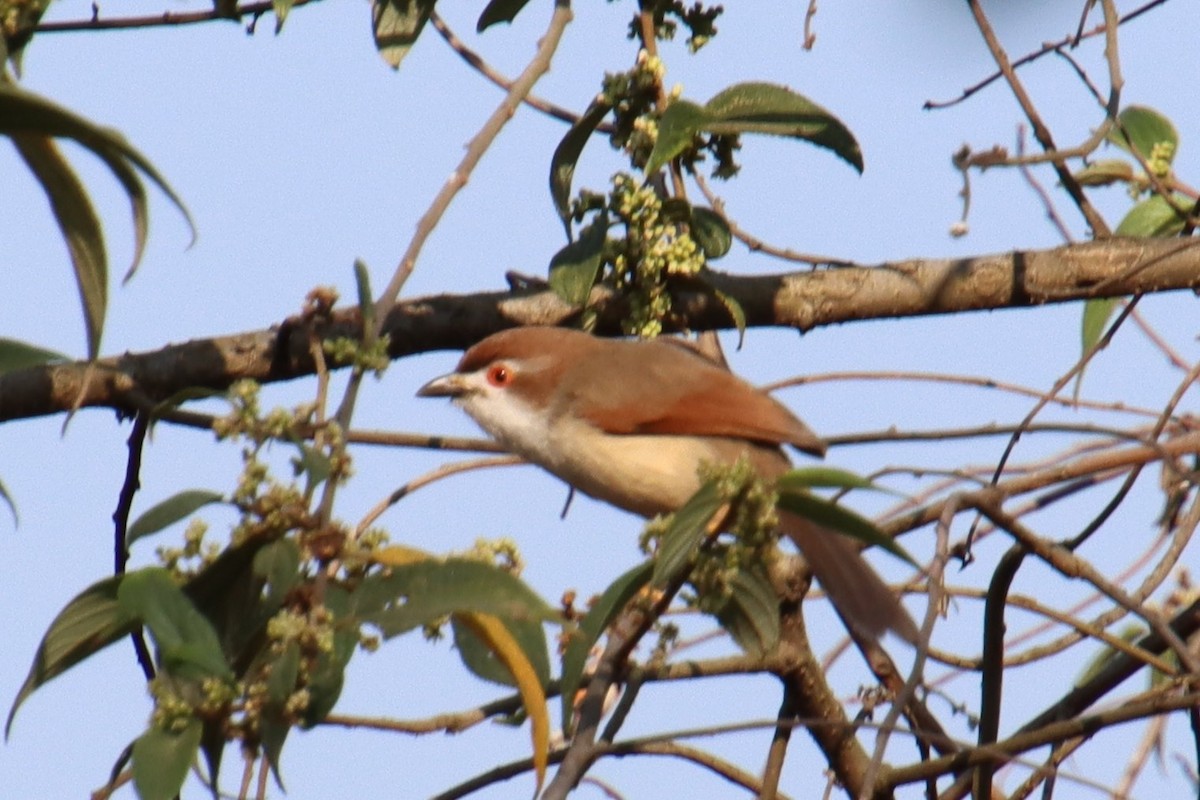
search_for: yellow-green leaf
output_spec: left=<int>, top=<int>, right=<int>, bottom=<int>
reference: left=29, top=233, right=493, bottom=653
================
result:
left=456, top=611, right=549, bottom=793
left=0, top=337, right=66, bottom=375
left=372, top=0, right=438, bottom=69
left=131, top=719, right=203, bottom=800
left=126, top=489, right=226, bottom=546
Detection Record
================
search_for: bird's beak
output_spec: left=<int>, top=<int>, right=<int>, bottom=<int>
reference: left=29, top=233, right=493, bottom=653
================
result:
left=416, top=372, right=469, bottom=398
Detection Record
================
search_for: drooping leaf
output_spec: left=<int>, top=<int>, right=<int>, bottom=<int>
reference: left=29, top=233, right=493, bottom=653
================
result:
left=261, top=640, right=300, bottom=784
left=690, top=206, right=731, bottom=259
left=644, top=99, right=707, bottom=176
left=118, top=568, right=233, bottom=680
left=1073, top=158, right=1135, bottom=187
left=476, top=0, right=535, bottom=31
left=452, top=614, right=550, bottom=688
left=1107, top=106, right=1178, bottom=163
left=560, top=561, right=653, bottom=729
left=1081, top=298, right=1118, bottom=355
left=549, top=99, right=611, bottom=229
left=7, top=575, right=136, bottom=736
left=455, top=612, right=550, bottom=792
left=126, top=490, right=226, bottom=546
left=1115, top=193, right=1190, bottom=238
left=702, top=82, right=863, bottom=173
left=371, top=0, right=438, bottom=69
left=652, top=479, right=726, bottom=587
left=360, top=558, right=558, bottom=638
left=0, top=83, right=195, bottom=248
left=712, top=566, right=780, bottom=656
left=12, top=134, right=107, bottom=360
left=710, top=288, right=746, bottom=347
left=131, top=719, right=203, bottom=800
left=776, top=490, right=917, bottom=567
left=0, top=337, right=67, bottom=374
left=548, top=211, right=608, bottom=307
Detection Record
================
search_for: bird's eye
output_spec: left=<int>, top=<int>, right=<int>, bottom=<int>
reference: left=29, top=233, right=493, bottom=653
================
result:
left=486, top=364, right=511, bottom=387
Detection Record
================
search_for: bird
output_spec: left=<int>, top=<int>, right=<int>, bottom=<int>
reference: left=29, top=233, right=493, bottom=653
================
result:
left=417, top=326, right=917, bottom=643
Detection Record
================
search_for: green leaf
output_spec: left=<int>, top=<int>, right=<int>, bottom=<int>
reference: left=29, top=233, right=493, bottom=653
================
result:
left=12, top=134, right=107, bottom=360
left=1115, top=193, right=1190, bottom=238
left=7, top=575, right=136, bottom=737
left=0, top=337, right=67, bottom=374
left=301, top=586, right=359, bottom=727
left=549, top=99, right=611, bottom=230
left=712, top=566, right=780, bottom=656
left=1081, top=298, right=1118, bottom=354
left=118, top=568, right=233, bottom=681
left=353, top=258, right=376, bottom=337
left=290, top=439, right=333, bottom=496
left=1107, top=106, right=1178, bottom=163
left=476, top=0, right=534, bottom=31
left=1073, top=158, right=1135, bottom=187
left=452, top=615, right=550, bottom=688
left=702, top=82, right=863, bottom=173
left=360, top=559, right=558, bottom=638
left=371, top=0, right=438, bottom=69
left=266, top=640, right=301, bottom=707
left=0, top=83, right=196, bottom=253
left=776, top=490, right=917, bottom=568
left=777, top=467, right=893, bottom=494
left=690, top=206, right=731, bottom=260
left=710, top=288, right=746, bottom=347
left=652, top=479, right=725, bottom=587
left=560, top=561, right=653, bottom=729
left=126, top=490, right=226, bottom=546
left=253, top=539, right=302, bottom=608
left=131, top=719, right=203, bottom=800
left=548, top=211, right=608, bottom=307
left=644, top=99, right=707, bottom=176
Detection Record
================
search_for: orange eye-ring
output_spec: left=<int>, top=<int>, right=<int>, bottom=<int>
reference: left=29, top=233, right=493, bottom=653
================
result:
left=486, top=364, right=511, bottom=387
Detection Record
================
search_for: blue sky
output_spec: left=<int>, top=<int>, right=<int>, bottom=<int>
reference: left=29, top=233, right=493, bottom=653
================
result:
left=2, top=1, right=1198, bottom=797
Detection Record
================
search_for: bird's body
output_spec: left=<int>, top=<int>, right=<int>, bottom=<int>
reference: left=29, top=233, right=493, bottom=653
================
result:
left=419, top=327, right=916, bottom=643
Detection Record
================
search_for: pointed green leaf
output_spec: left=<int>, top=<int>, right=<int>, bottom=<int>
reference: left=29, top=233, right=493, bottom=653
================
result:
left=560, top=561, right=653, bottom=729
left=549, top=99, right=611, bottom=228
left=131, top=719, right=203, bottom=800
left=452, top=615, right=550, bottom=688
left=199, top=721, right=226, bottom=800
left=1107, top=106, right=1178, bottom=163
left=361, top=559, right=558, bottom=637
left=690, top=206, right=731, bottom=260
left=1081, top=298, right=1118, bottom=354
left=710, top=288, right=746, bottom=347
left=0, top=337, right=67, bottom=374
left=645, top=99, right=707, bottom=176
left=652, top=479, right=725, bottom=587
left=702, top=82, right=863, bottom=173
left=777, top=467, right=894, bottom=494
left=712, top=566, right=779, bottom=656
left=301, top=586, right=358, bottom=727
left=127, top=490, right=226, bottom=546
left=0, top=83, right=195, bottom=245
left=1075, top=624, right=1146, bottom=687
left=118, top=568, right=233, bottom=680
left=477, top=0, right=534, bottom=31
left=776, top=490, right=917, bottom=567
left=1073, top=158, right=1135, bottom=187
left=372, top=0, right=438, bottom=69
left=13, top=134, right=107, bottom=360
left=548, top=211, right=608, bottom=307
left=7, top=574, right=136, bottom=736
left=1115, top=193, right=1190, bottom=238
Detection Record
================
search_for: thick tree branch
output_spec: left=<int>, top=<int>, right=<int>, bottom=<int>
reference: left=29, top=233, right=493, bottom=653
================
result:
left=2, top=238, right=1197, bottom=423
